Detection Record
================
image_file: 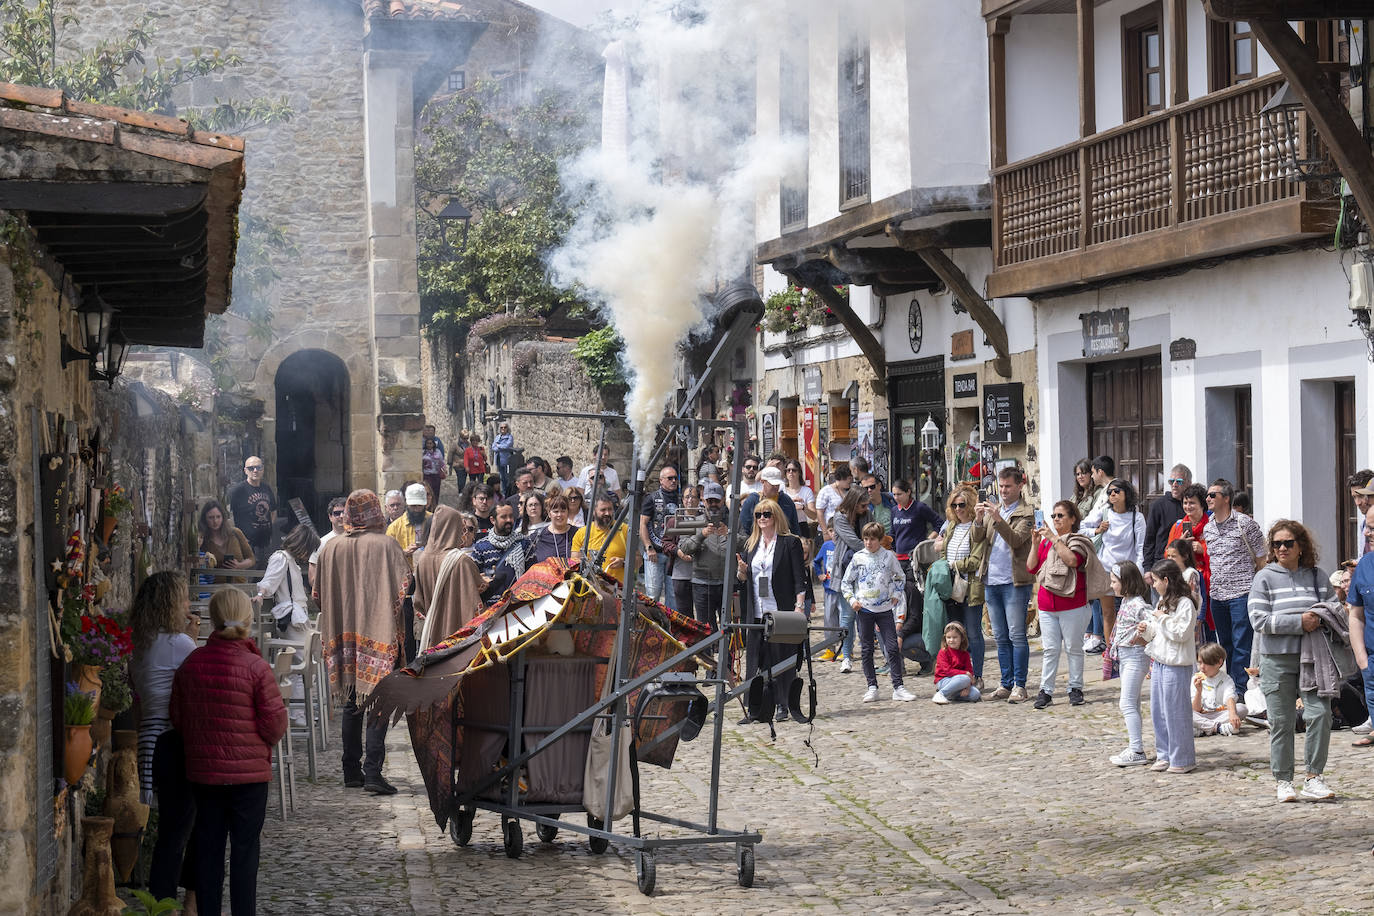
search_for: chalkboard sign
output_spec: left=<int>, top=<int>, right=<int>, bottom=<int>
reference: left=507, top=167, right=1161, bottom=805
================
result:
left=983, top=383, right=1025, bottom=444
left=953, top=373, right=978, bottom=399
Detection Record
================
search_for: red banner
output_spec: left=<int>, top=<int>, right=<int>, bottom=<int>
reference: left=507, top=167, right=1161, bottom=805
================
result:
left=802, top=406, right=819, bottom=492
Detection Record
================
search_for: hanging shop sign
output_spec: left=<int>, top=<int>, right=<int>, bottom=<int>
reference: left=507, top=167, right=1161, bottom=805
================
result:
left=952, top=373, right=978, bottom=399
left=1081, top=308, right=1130, bottom=358
left=950, top=329, right=976, bottom=361
left=982, top=383, right=1025, bottom=445
left=802, top=367, right=822, bottom=402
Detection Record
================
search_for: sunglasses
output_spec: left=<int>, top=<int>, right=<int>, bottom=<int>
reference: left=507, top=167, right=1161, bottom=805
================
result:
left=1050, top=512, right=1069, bottom=519
left=245, top=465, right=263, bottom=471
left=743, top=465, right=759, bottom=471
left=1271, top=538, right=1297, bottom=550
left=1107, top=487, right=1122, bottom=495
left=863, top=484, right=878, bottom=490
left=754, top=511, right=772, bottom=519
left=1206, top=491, right=1222, bottom=499
left=330, top=510, right=345, bottom=517
left=1167, top=478, right=1186, bottom=485
left=950, top=501, right=967, bottom=509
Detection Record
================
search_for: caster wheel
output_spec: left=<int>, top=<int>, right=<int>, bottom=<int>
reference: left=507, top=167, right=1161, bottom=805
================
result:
left=635, top=851, right=656, bottom=895
left=536, top=818, right=559, bottom=844
left=449, top=808, right=473, bottom=847
left=502, top=819, right=523, bottom=859
left=737, top=845, right=755, bottom=888
left=587, top=815, right=609, bottom=854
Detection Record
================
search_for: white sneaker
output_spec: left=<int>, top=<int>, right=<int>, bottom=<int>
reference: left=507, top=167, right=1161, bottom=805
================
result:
left=1276, top=780, right=1298, bottom=803
left=861, top=685, right=879, bottom=703
left=930, top=690, right=950, bottom=704
left=892, top=686, right=916, bottom=702
left=1109, top=749, right=1148, bottom=767
left=1300, top=776, right=1335, bottom=801
left=1218, top=722, right=1237, bottom=736
left=839, top=657, right=853, bottom=673
left=1356, top=718, right=1374, bottom=735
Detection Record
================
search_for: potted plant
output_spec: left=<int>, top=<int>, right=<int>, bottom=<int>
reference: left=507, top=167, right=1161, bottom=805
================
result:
left=92, top=662, right=132, bottom=747
left=66, top=608, right=133, bottom=713
left=64, top=682, right=96, bottom=786
left=100, top=484, right=131, bottom=543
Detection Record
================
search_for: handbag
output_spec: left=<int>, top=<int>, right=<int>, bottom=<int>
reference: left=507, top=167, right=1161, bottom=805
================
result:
left=582, top=652, right=635, bottom=822
left=949, top=569, right=969, bottom=604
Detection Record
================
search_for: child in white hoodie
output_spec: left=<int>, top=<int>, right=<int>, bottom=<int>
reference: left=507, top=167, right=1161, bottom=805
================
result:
left=841, top=523, right=913, bottom=704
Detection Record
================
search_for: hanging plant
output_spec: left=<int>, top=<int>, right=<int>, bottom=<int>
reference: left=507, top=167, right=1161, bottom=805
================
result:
left=762, top=286, right=805, bottom=334
left=103, top=484, right=132, bottom=518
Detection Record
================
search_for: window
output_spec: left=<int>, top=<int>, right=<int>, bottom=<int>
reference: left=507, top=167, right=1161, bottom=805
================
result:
left=837, top=22, right=870, bottom=208
left=779, top=37, right=809, bottom=232
left=448, top=70, right=466, bottom=92
left=1122, top=3, right=1164, bottom=121
left=1234, top=387, right=1253, bottom=500
left=1208, top=21, right=1255, bottom=91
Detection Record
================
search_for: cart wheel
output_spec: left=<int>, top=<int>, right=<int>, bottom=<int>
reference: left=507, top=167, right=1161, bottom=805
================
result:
left=449, top=808, right=474, bottom=847
left=536, top=817, right=559, bottom=844
left=635, top=851, right=656, bottom=895
left=502, top=819, right=523, bottom=859
left=737, top=845, right=755, bottom=888
left=586, top=815, right=609, bottom=854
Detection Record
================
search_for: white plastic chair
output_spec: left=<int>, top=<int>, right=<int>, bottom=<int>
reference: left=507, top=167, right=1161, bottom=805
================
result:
left=268, top=631, right=323, bottom=781
left=270, top=647, right=297, bottom=818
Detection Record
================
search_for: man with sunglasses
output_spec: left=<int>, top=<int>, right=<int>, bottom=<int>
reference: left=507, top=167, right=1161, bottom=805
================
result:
left=308, top=497, right=348, bottom=589
left=226, top=456, right=277, bottom=568
left=1144, top=464, right=1191, bottom=569
left=1202, top=479, right=1267, bottom=692
left=728, top=455, right=764, bottom=501
left=640, top=464, right=682, bottom=610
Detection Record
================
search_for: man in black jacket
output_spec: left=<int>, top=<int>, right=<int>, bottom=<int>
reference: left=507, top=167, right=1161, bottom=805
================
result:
left=1143, top=464, right=1191, bottom=569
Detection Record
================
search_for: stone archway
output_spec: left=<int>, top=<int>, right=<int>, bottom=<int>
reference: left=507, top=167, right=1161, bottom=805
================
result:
left=274, top=349, right=351, bottom=523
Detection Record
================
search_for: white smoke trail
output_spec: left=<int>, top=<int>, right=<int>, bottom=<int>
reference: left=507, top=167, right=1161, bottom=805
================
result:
left=549, top=0, right=807, bottom=461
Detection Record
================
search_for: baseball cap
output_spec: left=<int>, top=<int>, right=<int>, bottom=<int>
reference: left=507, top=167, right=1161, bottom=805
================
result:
left=405, top=483, right=428, bottom=505
left=759, top=467, right=785, bottom=486
left=701, top=481, right=725, bottom=500
left=1357, top=483, right=1374, bottom=496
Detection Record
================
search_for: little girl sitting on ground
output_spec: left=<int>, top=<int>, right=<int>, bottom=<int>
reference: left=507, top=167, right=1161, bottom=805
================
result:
left=1107, top=562, right=1154, bottom=766
left=932, top=621, right=981, bottom=704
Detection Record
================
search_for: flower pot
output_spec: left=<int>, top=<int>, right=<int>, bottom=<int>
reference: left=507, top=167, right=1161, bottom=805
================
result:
left=71, top=663, right=102, bottom=711
left=68, top=816, right=124, bottom=916
left=103, top=730, right=149, bottom=883
left=90, top=705, right=116, bottom=748
left=99, top=515, right=117, bottom=545
left=64, top=725, right=93, bottom=786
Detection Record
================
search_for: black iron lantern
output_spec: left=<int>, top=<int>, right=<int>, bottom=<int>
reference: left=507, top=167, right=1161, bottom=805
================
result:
left=436, top=198, right=472, bottom=258
left=60, top=297, right=111, bottom=369
left=1259, top=81, right=1340, bottom=182
left=92, top=326, right=129, bottom=389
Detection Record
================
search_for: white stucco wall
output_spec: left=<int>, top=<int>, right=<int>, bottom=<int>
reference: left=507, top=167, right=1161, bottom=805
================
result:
left=870, top=7, right=914, bottom=203
left=1005, top=14, right=1078, bottom=162
left=906, top=0, right=990, bottom=188
left=1033, top=248, right=1372, bottom=560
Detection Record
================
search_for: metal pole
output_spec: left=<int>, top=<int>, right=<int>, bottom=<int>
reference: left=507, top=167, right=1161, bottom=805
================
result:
left=603, top=452, right=643, bottom=828
left=707, top=417, right=748, bottom=832
left=581, top=420, right=609, bottom=568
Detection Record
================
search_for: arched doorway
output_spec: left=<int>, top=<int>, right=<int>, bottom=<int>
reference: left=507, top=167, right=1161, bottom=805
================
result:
left=275, top=350, right=350, bottom=525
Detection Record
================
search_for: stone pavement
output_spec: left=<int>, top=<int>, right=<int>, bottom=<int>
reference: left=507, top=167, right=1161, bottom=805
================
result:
left=257, top=644, right=1374, bottom=914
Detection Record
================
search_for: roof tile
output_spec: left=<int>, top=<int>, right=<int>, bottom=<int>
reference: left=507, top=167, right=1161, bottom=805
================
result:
left=362, top=0, right=476, bottom=20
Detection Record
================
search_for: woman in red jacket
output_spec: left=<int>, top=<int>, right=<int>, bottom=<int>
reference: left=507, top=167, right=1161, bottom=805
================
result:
left=170, top=589, right=286, bottom=916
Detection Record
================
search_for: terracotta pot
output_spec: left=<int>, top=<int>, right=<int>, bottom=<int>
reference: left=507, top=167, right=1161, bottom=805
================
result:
left=71, top=663, right=102, bottom=712
left=68, top=816, right=124, bottom=916
left=63, top=725, right=93, bottom=787
left=90, top=706, right=115, bottom=748
left=99, top=515, right=117, bottom=545
left=103, top=730, right=149, bottom=883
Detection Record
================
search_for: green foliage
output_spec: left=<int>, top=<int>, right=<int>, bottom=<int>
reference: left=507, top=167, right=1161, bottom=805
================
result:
left=416, top=62, right=600, bottom=337
left=64, top=684, right=94, bottom=726
left=99, top=662, right=132, bottom=714
left=762, top=285, right=838, bottom=335
left=123, top=889, right=182, bottom=916
left=572, top=326, right=627, bottom=390
left=0, top=213, right=38, bottom=325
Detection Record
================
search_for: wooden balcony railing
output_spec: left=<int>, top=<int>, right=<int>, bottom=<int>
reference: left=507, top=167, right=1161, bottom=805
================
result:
left=994, top=74, right=1332, bottom=269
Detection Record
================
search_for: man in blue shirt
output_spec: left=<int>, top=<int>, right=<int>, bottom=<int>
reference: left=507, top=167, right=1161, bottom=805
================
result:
left=1345, top=505, right=1374, bottom=736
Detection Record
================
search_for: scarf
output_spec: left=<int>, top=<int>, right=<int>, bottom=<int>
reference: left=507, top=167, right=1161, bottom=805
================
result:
left=474, top=528, right=529, bottom=575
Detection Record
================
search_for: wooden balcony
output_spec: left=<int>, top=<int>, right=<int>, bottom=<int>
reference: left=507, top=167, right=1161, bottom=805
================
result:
left=988, top=74, right=1339, bottom=299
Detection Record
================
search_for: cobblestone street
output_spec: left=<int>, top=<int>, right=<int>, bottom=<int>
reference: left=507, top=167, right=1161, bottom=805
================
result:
left=259, top=644, right=1374, bottom=915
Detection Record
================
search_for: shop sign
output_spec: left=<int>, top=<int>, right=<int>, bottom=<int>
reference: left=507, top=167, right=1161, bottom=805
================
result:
left=761, top=412, right=776, bottom=457
left=952, top=373, right=978, bottom=399
left=1081, top=308, right=1130, bottom=357
left=983, top=383, right=1025, bottom=445
left=950, top=329, right=976, bottom=360
left=901, top=417, right=917, bottom=447
left=802, top=367, right=822, bottom=402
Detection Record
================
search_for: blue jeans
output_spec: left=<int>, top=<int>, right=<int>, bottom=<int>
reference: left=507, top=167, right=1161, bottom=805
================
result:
left=1210, top=594, right=1253, bottom=692
left=643, top=550, right=674, bottom=610
left=984, top=583, right=1031, bottom=688
left=937, top=674, right=981, bottom=701
left=1151, top=660, right=1196, bottom=769
left=856, top=609, right=903, bottom=688
left=946, top=601, right=985, bottom=679
left=838, top=601, right=857, bottom=660
left=1116, top=645, right=1149, bottom=753
left=1359, top=648, right=1374, bottom=725
left=1088, top=599, right=1104, bottom=638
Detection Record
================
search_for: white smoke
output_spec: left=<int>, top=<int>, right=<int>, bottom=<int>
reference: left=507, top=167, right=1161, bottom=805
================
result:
left=549, top=0, right=809, bottom=461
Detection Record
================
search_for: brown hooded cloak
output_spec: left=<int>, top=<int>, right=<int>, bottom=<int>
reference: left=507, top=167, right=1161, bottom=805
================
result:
left=413, top=506, right=484, bottom=651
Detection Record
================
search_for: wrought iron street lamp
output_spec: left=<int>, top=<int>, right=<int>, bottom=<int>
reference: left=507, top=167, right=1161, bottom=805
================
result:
left=60, top=296, right=111, bottom=371
left=1260, top=81, right=1340, bottom=182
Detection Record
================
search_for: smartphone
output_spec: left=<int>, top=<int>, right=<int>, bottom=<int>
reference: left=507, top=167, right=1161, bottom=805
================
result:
left=1034, top=509, right=1044, bottom=528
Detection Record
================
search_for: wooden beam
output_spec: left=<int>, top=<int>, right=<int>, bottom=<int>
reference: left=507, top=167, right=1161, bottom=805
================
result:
left=784, top=271, right=888, bottom=396
left=1249, top=19, right=1374, bottom=225
left=1078, top=0, right=1096, bottom=137
left=1203, top=0, right=1374, bottom=20
left=989, top=17, right=1010, bottom=169
left=1165, top=0, right=1188, bottom=106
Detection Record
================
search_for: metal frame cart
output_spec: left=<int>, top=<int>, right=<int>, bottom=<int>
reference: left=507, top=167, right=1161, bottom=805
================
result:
left=439, top=287, right=827, bottom=894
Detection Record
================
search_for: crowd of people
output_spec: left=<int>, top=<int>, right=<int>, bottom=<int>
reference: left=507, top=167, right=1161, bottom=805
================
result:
left=120, top=425, right=1374, bottom=913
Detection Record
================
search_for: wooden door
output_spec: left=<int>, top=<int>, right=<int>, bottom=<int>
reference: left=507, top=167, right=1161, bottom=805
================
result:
left=1088, top=355, right=1164, bottom=503
left=1337, top=381, right=1357, bottom=560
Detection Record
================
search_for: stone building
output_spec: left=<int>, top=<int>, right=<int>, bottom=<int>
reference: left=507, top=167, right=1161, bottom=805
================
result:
left=0, top=85, right=242, bottom=914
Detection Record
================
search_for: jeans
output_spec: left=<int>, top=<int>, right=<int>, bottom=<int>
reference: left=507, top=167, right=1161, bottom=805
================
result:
left=341, top=690, right=389, bottom=780
left=1359, top=648, right=1374, bottom=725
left=1038, top=604, right=1092, bottom=694
left=1210, top=594, right=1254, bottom=692
left=643, top=550, right=673, bottom=609
left=985, top=583, right=1032, bottom=688
left=691, top=582, right=723, bottom=628
left=945, top=601, right=985, bottom=679
left=149, top=730, right=196, bottom=900
left=1260, top=652, right=1331, bottom=782
left=1116, top=646, right=1149, bottom=753
left=824, top=589, right=841, bottom=629
left=838, top=601, right=858, bottom=661
left=936, top=673, right=981, bottom=701
left=191, top=781, right=268, bottom=916
left=1150, top=660, right=1196, bottom=768
left=672, top=578, right=694, bottom=618
left=1087, top=598, right=1104, bottom=638
left=855, top=609, right=903, bottom=688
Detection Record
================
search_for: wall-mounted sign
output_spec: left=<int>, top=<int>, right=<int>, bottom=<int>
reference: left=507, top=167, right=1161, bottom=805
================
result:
left=953, top=373, right=978, bottom=399
left=901, top=417, right=916, bottom=447
left=761, top=412, right=776, bottom=458
left=983, top=383, right=1025, bottom=445
left=1169, top=337, right=1197, bottom=360
left=950, top=329, right=976, bottom=361
left=802, top=367, right=822, bottom=402
left=1081, top=308, right=1130, bottom=358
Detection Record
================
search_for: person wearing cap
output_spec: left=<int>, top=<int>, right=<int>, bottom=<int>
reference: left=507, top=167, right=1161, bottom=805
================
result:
left=386, top=483, right=431, bottom=566
left=640, top=464, right=682, bottom=610
left=1350, top=470, right=1374, bottom=557
left=739, top=466, right=799, bottom=535
left=679, top=481, right=731, bottom=627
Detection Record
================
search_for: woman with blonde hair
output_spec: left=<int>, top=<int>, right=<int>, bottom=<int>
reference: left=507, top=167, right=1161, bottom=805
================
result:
left=935, top=484, right=988, bottom=689
left=735, top=497, right=807, bottom=723
left=171, top=589, right=286, bottom=916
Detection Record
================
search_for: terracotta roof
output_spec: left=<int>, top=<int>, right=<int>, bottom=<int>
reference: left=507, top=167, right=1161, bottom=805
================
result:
left=361, top=0, right=478, bottom=20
